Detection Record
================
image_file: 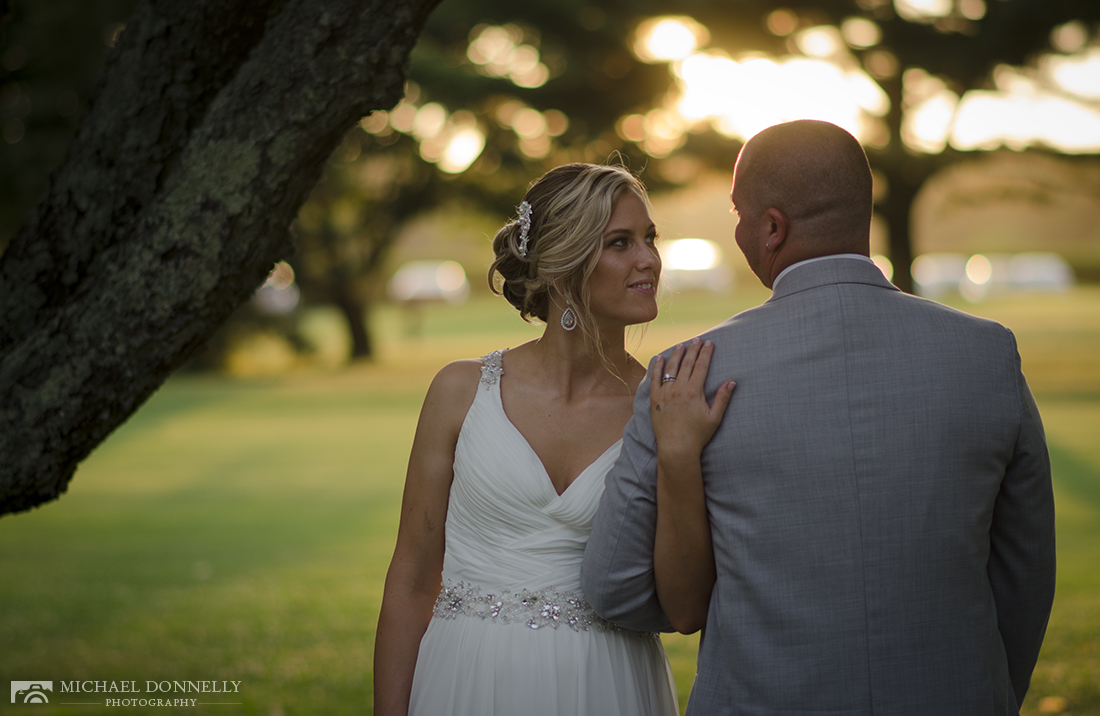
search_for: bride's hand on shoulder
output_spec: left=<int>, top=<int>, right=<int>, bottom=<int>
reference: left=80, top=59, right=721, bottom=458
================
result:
left=650, top=338, right=736, bottom=458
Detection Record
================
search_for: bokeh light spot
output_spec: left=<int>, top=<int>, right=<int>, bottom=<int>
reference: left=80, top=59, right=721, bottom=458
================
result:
left=894, top=0, right=951, bottom=21
left=966, top=254, right=993, bottom=285
left=841, top=18, right=881, bottom=48
left=1051, top=21, right=1087, bottom=53
left=767, top=9, right=799, bottom=37
left=439, top=127, right=485, bottom=174
left=796, top=26, right=844, bottom=58
left=634, top=17, right=709, bottom=63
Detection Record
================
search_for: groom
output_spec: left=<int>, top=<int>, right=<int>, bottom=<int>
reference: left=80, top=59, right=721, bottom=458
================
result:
left=582, top=120, right=1056, bottom=715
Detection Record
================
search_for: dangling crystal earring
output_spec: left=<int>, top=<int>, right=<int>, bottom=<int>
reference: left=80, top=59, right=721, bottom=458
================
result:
left=560, top=300, right=577, bottom=331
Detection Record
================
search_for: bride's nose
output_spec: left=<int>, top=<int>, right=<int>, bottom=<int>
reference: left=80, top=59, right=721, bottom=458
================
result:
left=635, top=243, right=660, bottom=271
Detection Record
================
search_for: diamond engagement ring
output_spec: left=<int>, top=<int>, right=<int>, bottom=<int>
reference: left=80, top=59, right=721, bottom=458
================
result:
left=661, top=373, right=676, bottom=384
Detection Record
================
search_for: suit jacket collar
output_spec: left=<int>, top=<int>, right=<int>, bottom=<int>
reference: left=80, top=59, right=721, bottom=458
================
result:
left=766, top=256, right=899, bottom=302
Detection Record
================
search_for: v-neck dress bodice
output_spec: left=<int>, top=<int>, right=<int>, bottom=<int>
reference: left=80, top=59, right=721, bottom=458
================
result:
left=441, top=350, right=621, bottom=593
left=408, top=350, right=678, bottom=716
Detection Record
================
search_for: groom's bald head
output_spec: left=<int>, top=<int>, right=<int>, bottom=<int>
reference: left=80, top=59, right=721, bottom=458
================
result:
left=733, top=120, right=873, bottom=255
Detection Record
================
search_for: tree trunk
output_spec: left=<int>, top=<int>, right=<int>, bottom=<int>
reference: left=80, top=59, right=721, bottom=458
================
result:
left=335, top=290, right=373, bottom=361
left=873, top=72, right=920, bottom=295
left=0, top=0, right=442, bottom=515
left=881, top=163, right=922, bottom=295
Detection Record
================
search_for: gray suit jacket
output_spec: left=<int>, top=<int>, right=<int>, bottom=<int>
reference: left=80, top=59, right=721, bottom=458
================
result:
left=582, top=258, right=1055, bottom=715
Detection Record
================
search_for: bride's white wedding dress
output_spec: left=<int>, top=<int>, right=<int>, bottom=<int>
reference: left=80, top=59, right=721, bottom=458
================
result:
left=408, top=350, right=678, bottom=716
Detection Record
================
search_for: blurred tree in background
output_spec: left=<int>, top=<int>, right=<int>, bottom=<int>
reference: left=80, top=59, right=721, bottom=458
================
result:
left=281, top=0, right=1100, bottom=360
left=284, top=0, right=676, bottom=360
left=292, top=135, right=449, bottom=360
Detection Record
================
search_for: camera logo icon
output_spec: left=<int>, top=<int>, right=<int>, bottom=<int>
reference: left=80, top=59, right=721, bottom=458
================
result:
left=10, top=682, right=53, bottom=704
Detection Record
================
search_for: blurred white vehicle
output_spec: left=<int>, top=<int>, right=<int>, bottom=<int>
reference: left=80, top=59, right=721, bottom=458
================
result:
left=913, top=251, right=1074, bottom=301
left=388, top=260, right=470, bottom=304
left=658, top=238, right=733, bottom=292
left=1008, top=252, right=1075, bottom=292
left=912, top=253, right=968, bottom=299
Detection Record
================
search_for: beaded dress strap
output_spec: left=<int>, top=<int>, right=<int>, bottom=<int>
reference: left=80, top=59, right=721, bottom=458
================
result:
left=479, top=349, right=505, bottom=388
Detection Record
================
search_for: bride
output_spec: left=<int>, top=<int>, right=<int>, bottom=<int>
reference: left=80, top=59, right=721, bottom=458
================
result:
left=374, top=163, right=734, bottom=715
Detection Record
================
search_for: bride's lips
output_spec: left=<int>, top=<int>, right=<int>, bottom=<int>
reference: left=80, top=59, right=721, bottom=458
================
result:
left=629, top=280, right=657, bottom=296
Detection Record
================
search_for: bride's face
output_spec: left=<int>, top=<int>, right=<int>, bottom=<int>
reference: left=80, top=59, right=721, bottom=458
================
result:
left=586, top=191, right=661, bottom=330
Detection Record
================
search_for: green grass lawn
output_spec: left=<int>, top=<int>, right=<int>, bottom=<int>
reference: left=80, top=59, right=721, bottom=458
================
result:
left=2, top=287, right=1098, bottom=715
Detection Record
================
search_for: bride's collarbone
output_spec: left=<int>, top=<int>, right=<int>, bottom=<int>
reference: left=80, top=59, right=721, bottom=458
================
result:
left=502, top=392, right=629, bottom=492
left=505, top=383, right=630, bottom=437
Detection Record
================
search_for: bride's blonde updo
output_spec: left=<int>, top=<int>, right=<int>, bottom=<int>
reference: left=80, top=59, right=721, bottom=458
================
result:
left=488, top=163, right=651, bottom=353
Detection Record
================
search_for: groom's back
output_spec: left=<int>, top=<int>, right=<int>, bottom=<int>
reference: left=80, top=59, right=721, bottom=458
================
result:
left=690, top=259, right=1052, bottom=715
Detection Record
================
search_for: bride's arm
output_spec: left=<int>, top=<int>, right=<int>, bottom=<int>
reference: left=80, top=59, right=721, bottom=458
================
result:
left=651, top=339, right=735, bottom=634
left=373, top=361, right=479, bottom=716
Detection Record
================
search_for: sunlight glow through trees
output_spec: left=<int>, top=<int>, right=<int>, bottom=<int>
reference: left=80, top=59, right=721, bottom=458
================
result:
left=623, top=14, right=1100, bottom=156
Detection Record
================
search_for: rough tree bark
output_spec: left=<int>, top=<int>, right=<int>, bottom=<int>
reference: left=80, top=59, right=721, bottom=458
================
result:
left=0, top=0, right=443, bottom=515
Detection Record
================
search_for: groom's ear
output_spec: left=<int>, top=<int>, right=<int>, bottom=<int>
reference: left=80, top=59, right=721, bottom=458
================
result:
left=764, top=207, right=788, bottom=250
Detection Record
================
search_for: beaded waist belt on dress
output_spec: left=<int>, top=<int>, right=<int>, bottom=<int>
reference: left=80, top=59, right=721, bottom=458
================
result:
left=432, top=581, right=630, bottom=633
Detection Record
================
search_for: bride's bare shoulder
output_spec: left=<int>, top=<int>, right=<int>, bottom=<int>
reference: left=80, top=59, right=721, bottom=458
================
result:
left=429, top=341, right=534, bottom=398
left=420, top=354, right=496, bottom=426
left=429, top=359, right=482, bottom=395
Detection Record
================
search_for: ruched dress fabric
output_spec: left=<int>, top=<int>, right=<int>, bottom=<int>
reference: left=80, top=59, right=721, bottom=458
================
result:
left=408, top=351, right=678, bottom=716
